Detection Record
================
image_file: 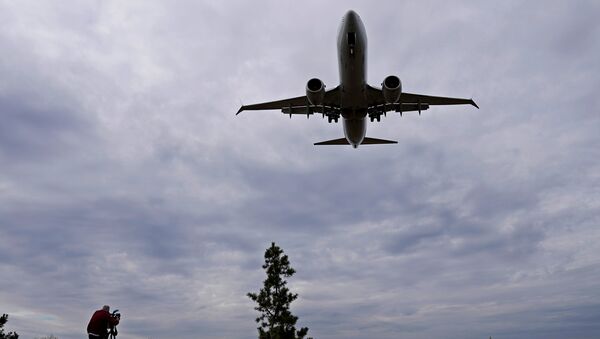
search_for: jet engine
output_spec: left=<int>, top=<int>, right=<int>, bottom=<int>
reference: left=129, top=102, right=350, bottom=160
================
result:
left=306, top=78, right=326, bottom=106
left=382, top=75, right=402, bottom=104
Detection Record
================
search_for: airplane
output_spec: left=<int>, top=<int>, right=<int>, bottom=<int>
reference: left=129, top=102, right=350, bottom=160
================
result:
left=236, top=10, right=478, bottom=148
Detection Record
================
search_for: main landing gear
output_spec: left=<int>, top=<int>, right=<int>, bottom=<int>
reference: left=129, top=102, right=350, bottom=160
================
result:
left=369, top=114, right=381, bottom=122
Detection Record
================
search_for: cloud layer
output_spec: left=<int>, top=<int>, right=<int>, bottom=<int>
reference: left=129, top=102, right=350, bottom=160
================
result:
left=1, top=1, right=599, bottom=338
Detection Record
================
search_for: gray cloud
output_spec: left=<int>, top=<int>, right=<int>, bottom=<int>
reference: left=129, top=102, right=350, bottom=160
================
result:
left=1, top=1, right=599, bottom=339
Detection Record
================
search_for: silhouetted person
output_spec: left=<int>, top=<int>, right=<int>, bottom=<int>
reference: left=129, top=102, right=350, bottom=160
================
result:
left=87, top=305, right=119, bottom=339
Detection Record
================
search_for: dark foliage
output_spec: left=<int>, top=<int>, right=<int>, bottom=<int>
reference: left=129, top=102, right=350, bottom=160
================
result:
left=247, top=243, right=312, bottom=339
left=0, top=314, right=19, bottom=339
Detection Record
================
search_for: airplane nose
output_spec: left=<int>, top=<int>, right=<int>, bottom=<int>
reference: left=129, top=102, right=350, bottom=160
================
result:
left=344, top=10, right=359, bottom=23
left=343, top=10, right=361, bottom=31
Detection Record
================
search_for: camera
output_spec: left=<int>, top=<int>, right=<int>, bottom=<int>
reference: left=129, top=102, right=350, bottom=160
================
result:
left=111, top=309, right=121, bottom=320
left=108, top=309, right=121, bottom=339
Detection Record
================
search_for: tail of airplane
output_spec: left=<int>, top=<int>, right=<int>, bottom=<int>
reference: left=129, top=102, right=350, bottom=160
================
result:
left=314, top=137, right=397, bottom=146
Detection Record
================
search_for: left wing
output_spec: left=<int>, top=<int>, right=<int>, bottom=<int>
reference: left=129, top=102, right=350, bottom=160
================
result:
left=366, top=85, right=478, bottom=112
left=237, top=86, right=341, bottom=115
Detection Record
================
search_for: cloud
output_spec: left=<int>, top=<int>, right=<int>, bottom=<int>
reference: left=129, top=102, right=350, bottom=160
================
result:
left=1, top=1, right=599, bottom=338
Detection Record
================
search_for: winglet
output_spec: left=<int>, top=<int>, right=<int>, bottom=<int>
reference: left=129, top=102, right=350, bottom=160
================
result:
left=236, top=106, right=245, bottom=115
left=471, top=99, right=479, bottom=109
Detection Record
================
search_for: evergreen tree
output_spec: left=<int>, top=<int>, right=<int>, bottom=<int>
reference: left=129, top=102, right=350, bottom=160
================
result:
left=247, top=243, right=311, bottom=339
left=0, top=314, right=19, bottom=339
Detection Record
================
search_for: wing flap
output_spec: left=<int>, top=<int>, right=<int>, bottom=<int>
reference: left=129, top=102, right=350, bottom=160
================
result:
left=282, top=105, right=340, bottom=115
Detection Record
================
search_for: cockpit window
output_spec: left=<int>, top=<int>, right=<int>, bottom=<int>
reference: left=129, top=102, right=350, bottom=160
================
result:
left=347, top=32, right=356, bottom=46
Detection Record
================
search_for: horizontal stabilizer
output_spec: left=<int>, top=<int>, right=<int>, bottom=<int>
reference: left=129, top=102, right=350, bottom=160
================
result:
left=314, top=137, right=398, bottom=146
left=362, top=137, right=398, bottom=144
left=314, top=138, right=349, bottom=145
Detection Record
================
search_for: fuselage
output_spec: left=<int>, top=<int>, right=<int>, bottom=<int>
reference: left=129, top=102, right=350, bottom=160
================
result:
left=337, top=10, right=368, bottom=148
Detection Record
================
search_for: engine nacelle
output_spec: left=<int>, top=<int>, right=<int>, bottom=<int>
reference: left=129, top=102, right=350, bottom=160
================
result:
left=306, top=78, right=326, bottom=106
left=382, top=75, right=402, bottom=104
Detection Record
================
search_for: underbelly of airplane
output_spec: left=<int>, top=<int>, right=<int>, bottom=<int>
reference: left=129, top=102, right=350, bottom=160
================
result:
left=340, top=108, right=367, bottom=119
left=343, top=117, right=367, bottom=146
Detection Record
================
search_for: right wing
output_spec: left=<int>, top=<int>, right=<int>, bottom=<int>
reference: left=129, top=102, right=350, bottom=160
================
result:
left=366, top=85, right=478, bottom=111
left=237, top=86, right=341, bottom=115
left=400, top=92, right=479, bottom=108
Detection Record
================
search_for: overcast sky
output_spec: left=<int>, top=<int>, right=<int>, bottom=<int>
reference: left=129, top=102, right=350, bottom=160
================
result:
left=1, top=1, right=599, bottom=338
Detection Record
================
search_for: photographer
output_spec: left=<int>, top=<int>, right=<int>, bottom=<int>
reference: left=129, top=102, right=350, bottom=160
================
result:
left=87, top=305, right=120, bottom=339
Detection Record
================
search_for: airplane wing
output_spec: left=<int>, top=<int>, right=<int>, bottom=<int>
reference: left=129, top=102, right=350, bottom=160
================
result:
left=400, top=92, right=479, bottom=108
left=237, top=86, right=341, bottom=115
left=366, top=85, right=478, bottom=112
